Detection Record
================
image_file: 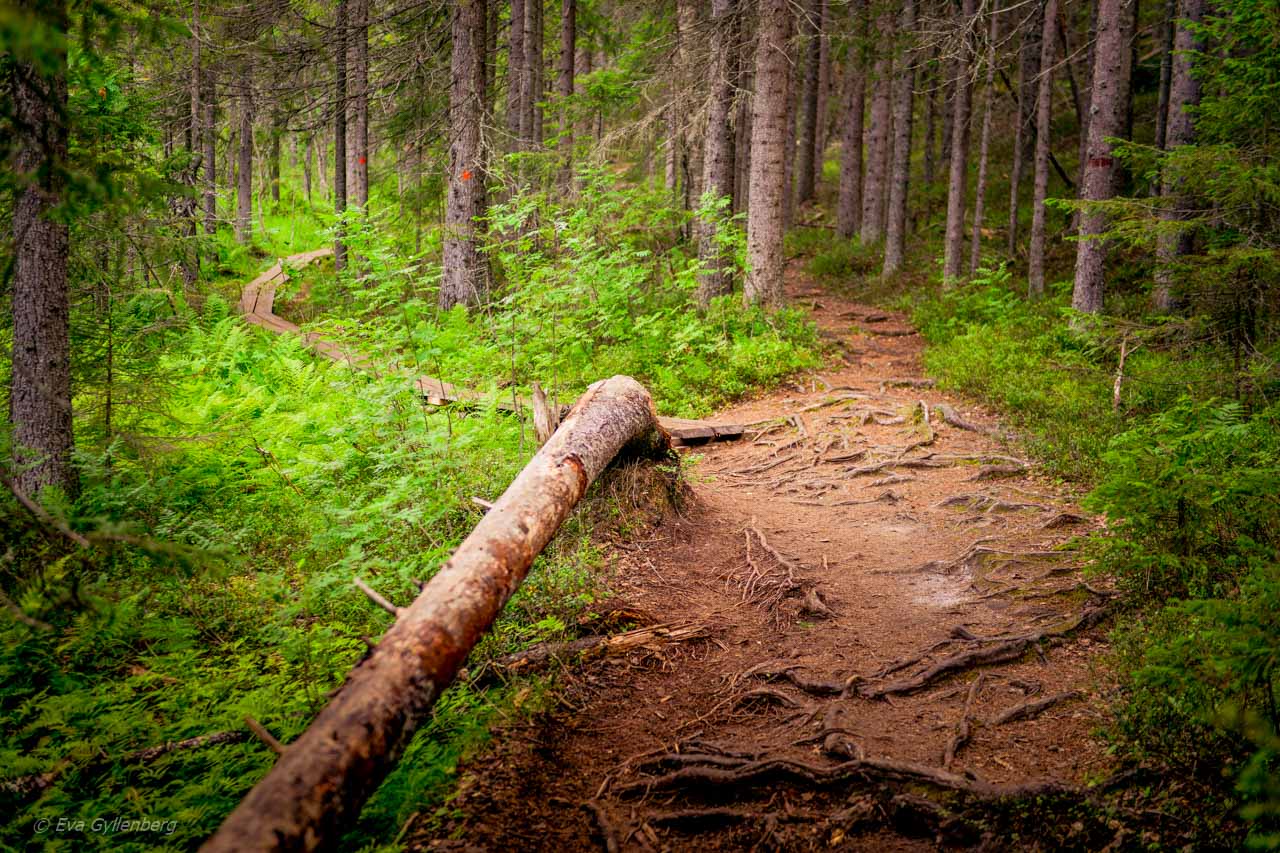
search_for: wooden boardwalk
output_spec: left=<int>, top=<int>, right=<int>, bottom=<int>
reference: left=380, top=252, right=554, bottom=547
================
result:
left=237, top=249, right=743, bottom=447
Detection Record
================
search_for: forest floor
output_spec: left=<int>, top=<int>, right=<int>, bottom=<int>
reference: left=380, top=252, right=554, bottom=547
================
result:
left=407, top=265, right=1121, bottom=852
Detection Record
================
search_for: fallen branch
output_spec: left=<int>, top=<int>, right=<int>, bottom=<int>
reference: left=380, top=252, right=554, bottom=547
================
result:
left=204, top=376, right=667, bottom=851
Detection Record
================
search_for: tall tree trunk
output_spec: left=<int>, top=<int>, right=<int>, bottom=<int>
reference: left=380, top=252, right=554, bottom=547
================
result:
left=795, top=0, right=822, bottom=206
left=1077, top=0, right=1097, bottom=191
left=440, top=0, right=489, bottom=309
left=1153, top=0, right=1175, bottom=152
left=525, top=0, right=544, bottom=148
left=1028, top=0, right=1059, bottom=298
left=782, top=40, right=798, bottom=229
left=860, top=8, right=894, bottom=243
left=203, top=69, right=217, bottom=233
left=836, top=27, right=866, bottom=239
left=269, top=114, right=281, bottom=205
left=922, top=44, right=939, bottom=189
left=1072, top=0, right=1134, bottom=314
left=185, top=0, right=201, bottom=287
left=352, top=0, right=369, bottom=209
left=557, top=0, right=575, bottom=189
left=10, top=0, right=75, bottom=497
left=697, top=0, right=740, bottom=306
left=1152, top=0, right=1204, bottom=312
left=942, top=0, right=977, bottom=282
left=734, top=64, right=754, bottom=214
left=813, top=0, right=831, bottom=191
left=1006, top=1, right=1043, bottom=256
left=969, top=4, right=1000, bottom=274
left=335, top=0, right=348, bottom=270
left=508, top=0, right=526, bottom=148
left=303, top=134, right=313, bottom=202
left=235, top=73, right=253, bottom=244
left=744, top=0, right=794, bottom=307
left=882, top=0, right=916, bottom=275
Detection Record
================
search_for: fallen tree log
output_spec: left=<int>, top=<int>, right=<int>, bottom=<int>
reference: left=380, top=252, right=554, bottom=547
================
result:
left=203, top=376, right=667, bottom=852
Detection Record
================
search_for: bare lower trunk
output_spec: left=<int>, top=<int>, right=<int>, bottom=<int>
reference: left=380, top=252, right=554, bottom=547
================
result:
left=1007, top=2, right=1043, bottom=256
left=303, top=134, right=313, bottom=202
left=734, top=65, right=754, bottom=214
left=744, top=0, right=794, bottom=307
left=942, top=0, right=977, bottom=282
left=334, top=0, right=348, bottom=270
left=235, top=73, right=253, bottom=244
left=795, top=0, right=822, bottom=205
left=1152, top=0, right=1204, bottom=312
left=969, top=6, right=1000, bottom=275
left=440, top=0, right=490, bottom=310
left=508, top=0, right=526, bottom=148
left=1028, top=0, right=1059, bottom=298
left=352, top=0, right=369, bottom=209
left=835, top=41, right=865, bottom=239
left=10, top=0, right=75, bottom=497
left=203, top=376, right=665, bottom=853
left=1154, top=0, right=1175, bottom=152
left=860, top=9, right=894, bottom=243
left=524, top=0, right=544, bottom=148
left=813, top=0, right=830, bottom=191
left=557, top=0, right=575, bottom=189
left=203, top=71, right=217, bottom=233
left=1076, top=0, right=1098, bottom=194
left=882, top=0, right=916, bottom=276
left=921, top=45, right=942, bottom=189
left=1072, top=0, right=1134, bottom=315
left=697, top=0, right=740, bottom=306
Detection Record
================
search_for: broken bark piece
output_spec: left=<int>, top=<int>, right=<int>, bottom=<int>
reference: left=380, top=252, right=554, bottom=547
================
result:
left=204, top=376, right=667, bottom=852
left=469, top=623, right=708, bottom=686
left=943, top=674, right=985, bottom=768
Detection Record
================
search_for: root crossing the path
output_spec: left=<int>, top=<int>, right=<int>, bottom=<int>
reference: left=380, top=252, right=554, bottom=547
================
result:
left=404, top=265, right=1118, bottom=852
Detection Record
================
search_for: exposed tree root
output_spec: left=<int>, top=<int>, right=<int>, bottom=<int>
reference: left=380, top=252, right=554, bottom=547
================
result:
left=943, top=674, right=986, bottom=767
left=935, top=493, right=1045, bottom=513
left=1041, top=511, right=1090, bottom=529
left=470, top=623, right=709, bottom=686
left=971, top=463, right=1030, bottom=481
left=613, top=752, right=1075, bottom=801
left=743, top=662, right=859, bottom=697
left=582, top=801, right=622, bottom=853
left=860, top=605, right=1109, bottom=698
left=991, top=690, right=1082, bottom=725
left=933, top=403, right=990, bottom=434
left=880, top=379, right=936, bottom=393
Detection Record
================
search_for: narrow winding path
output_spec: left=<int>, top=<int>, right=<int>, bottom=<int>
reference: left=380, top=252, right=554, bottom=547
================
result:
left=410, top=267, right=1117, bottom=851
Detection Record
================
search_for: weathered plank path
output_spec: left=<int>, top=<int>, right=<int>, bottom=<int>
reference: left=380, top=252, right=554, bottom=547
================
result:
left=237, top=249, right=744, bottom=446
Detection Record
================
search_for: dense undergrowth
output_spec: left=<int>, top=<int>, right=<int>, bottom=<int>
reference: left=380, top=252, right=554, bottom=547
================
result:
left=0, top=170, right=815, bottom=851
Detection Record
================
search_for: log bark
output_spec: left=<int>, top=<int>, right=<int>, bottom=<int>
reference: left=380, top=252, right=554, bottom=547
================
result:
left=203, top=376, right=666, bottom=852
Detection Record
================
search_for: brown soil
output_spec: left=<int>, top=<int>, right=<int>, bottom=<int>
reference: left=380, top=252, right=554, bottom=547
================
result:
left=408, top=267, right=1118, bottom=852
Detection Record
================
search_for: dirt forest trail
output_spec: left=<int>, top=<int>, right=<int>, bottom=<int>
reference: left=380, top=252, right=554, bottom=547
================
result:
left=413, top=264, right=1120, bottom=852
